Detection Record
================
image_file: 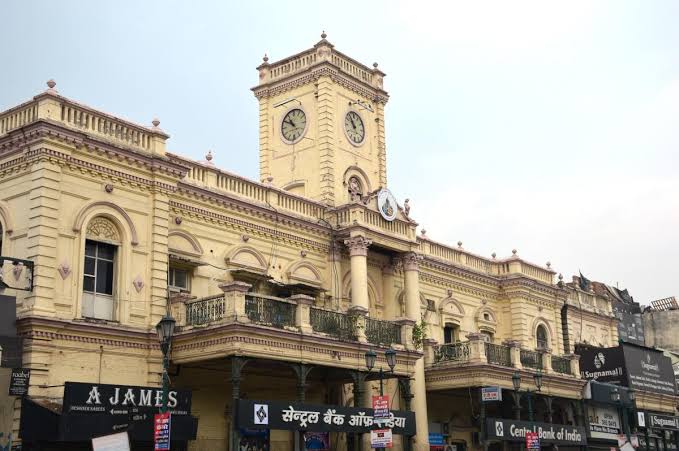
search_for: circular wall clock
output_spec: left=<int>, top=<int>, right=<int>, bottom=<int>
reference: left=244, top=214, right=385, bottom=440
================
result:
left=344, top=111, right=365, bottom=146
left=280, top=108, right=307, bottom=144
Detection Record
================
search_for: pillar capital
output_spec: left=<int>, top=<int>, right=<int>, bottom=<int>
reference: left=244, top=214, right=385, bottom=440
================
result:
left=401, top=252, right=423, bottom=271
left=344, top=235, right=372, bottom=257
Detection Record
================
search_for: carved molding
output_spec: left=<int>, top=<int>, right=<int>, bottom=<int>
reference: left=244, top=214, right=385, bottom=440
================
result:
left=86, top=216, right=121, bottom=243
left=402, top=252, right=423, bottom=272
left=344, top=236, right=372, bottom=257
left=73, top=200, right=139, bottom=245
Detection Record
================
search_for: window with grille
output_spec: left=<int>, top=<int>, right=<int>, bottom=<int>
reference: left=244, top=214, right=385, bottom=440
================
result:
left=169, top=267, right=190, bottom=292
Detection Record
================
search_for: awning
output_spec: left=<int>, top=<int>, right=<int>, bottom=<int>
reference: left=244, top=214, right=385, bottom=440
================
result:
left=20, top=397, right=198, bottom=443
left=169, top=253, right=207, bottom=268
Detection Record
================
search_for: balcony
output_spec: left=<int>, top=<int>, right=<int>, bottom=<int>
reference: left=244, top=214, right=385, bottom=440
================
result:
left=174, top=283, right=405, bottom=348
left=426, top=335, right=580, bottom=377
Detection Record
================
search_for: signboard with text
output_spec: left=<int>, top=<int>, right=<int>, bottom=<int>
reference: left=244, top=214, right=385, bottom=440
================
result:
left=8, top=368, right=30, bottom=396
left=154, top=412, right=171, bottom=450
left=236, top=399, right=415, bottom=435
left=481, top=386, right=502, bottom=402
left=370, top=429, right=392, bottom=448
left=526, top=431, right=540, bottom=449
left=372, top=395, right=390, bottom=423
left=587, top=405, right=622, bottom=440
left=485, top=418, right=587, bottom=446
left=91, top=431, right=131, bottom=451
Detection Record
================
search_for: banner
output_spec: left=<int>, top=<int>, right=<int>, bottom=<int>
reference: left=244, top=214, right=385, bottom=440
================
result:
left=485, top=418, right=587, bottom=446
left=237, top=399, right=416, bottom=435
left=153, top=413, right=171, bottom=451
left=526, top=431, right=540, bottom=449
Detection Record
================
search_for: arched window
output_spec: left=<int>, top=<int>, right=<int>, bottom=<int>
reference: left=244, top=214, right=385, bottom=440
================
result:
left=536, top=325, right=549, bottom=350
left=82, top=217, right=120, bottom=320
left=443, top=323, right=459, bottom=344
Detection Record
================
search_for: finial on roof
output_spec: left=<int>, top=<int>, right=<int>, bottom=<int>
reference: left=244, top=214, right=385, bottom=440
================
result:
left=457, top=241, right=463, bottom=248
left=558, top=273, right=563, bottom=281
left=45, top=79, right=58, bottom=95
left=205, top=150, right=213, bottom=162
left=266, top=176, right=274, bottom=184
left=373, top=62, right=379, bottom=69
left=152, top=118, right=160, bottom=127
left=262, top=53, right=269, bottom=63
left=321, top=30, right=327, bottom=39
left=546, top=261, right=551, bottom=268
left=512, top=249, right=518, bottom=256
left=420, top=229, right=426, bottom=236
left=491, top=252, right=496, bottom=259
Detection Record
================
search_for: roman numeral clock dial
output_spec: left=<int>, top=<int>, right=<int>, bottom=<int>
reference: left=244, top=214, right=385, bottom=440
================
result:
left=281, top=108, right=307, bottom=144
left=344, top=111, right=365, bottom=146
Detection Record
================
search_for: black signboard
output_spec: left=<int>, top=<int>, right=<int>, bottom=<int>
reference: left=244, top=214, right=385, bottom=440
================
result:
left=612, top=301, right=645, bottom=346
left=645, top=413, right=679, bottom=431
left=236, top=399, right=416, bottom=435
left=8, top=368, right=30, bottom=396
left=62, top=382, right=192, bottom=416
left=0, top=336, right=23, bottom=369
left=622, top=344, right=677, bottom=395
left=577, top=345, right=627, bottom=385
left=485, top=418, right=587, bottom=446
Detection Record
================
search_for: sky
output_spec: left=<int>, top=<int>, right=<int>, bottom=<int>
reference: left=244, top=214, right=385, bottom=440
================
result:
left=1, top=1, right=677, bottom=304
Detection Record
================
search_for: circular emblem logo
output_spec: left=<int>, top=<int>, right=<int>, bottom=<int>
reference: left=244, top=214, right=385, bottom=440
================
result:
left=594, top=352, right=605, bottom=369
left=377, top=189, right=398, bottom=221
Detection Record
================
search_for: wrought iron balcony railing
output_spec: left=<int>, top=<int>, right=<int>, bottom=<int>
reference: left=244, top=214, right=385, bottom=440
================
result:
left=434, top=342, right=471, bottom=363
left=365, top=317, right=402, bottom=346
left=484, top=342, right=512, bottom=367
left=520, top=349, right=544, bottom=370
left=551, top=355, right=571, bottom=374
left=244, top=294, right=296, bottom=329
left=185, top=294, right=226, bottom=326
left=309, top=307, right=357, bottom=341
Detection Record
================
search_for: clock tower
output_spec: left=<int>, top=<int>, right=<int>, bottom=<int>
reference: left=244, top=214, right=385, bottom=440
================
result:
left=252, top=33, right=389, bottom=206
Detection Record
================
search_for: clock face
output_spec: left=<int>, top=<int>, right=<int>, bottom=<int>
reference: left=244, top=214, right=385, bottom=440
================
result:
left=281, top=109, right=307, bottom=143
left=344, top=111, right=365, bottom=145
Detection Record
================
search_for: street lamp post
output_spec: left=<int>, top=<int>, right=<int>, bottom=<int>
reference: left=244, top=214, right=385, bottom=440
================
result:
left=511, top=370, right=543, bottom=423
left=611, top=387, right=632, bottom=443
left=365, top=349, right=397, bottom=450
left=156, top=314, right=176, bottom=413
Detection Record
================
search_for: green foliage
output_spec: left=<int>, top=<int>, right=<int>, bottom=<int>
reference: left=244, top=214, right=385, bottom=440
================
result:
left=411, top=319, right=427, bottom=350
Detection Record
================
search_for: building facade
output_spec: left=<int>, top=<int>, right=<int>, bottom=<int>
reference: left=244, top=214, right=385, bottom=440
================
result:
left=0, top=34, right=676, bottom=451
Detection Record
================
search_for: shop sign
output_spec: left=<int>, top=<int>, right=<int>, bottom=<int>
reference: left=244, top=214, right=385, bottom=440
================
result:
left=91, top=431, right=131, bottom=451
left=153, top=412, right=171, bottom=450
left=429, top=433, right=445, bottom=445
left=237, top=399, right=416, bottom=435
left=481, top=386, right=502, bottom=402
left=370, top=429, right=392, bottom=448
left=622, top=344, right=677, bottom=395
left=587, top=405, right=621, bottom=440
left=372, top=395, right=390, bottom=423
left=485, top=418, right=587, bottom=446
left=577, top=345, right=627, bottom=385
left=646, top=413, right=679, bottom=431
left=525, top=431, right=540, bottom=449
left=62, top=382, right=192, bottom=416
left=8, top=368, right=30, bottom=396
left=638, top=412, right=646, bottom=428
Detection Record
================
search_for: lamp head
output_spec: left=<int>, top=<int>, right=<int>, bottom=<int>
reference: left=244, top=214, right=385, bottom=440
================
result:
left=365, top=350, right=377, bottom=372
left=156, top=314, right=176, bottom=344
left=610, top=387, right=621, bottom=402
left=385, top=348, right=397, bottom=372
left=512, top=371, right=521, bottom=391
left=533, top=369, right=543, bottom=392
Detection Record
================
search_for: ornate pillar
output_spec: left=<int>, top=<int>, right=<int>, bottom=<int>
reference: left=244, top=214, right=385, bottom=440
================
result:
left=382, top=263, right=397, bottom=320
left=230, top=357, right=248, bottom=451
left=345, top=236, right=371, bottom=342
left=402, top=252, right=429, bottom=451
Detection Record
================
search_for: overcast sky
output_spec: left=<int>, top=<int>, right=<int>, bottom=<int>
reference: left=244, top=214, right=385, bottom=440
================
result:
left=2, top=1, right=677, bottom=304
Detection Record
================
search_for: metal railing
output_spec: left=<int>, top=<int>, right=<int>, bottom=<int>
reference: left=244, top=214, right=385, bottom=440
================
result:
left=185, top=294, right=225, bottom=326
left=520, top=349, right=544, bottom=370
left=551, top=355, right=571, bottom=374
left=245, top=294, right=296, bottom=329
left=309, top=308, right=356, bottom=340
left=365, top=317, right=402, bottom=346
left=485, top=342, right=512, bottom=367
left=434, top=342, right=471, bottom=363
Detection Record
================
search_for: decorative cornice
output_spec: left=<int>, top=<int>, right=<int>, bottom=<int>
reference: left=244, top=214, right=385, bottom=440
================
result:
left=401, top=252, right=423, bottom=272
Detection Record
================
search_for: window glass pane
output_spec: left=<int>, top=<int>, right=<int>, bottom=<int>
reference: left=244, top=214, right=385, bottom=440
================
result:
left=85, top=240, right=97, bottom=257
left=173, top=269, right=188, bottom=289
left=83, top=275, right=95, bottom=292
left=84, top=257, right=96, bottom=276
left=96, top=260, right=114, bottom=295
left=97, top=243, right=115, bottom=260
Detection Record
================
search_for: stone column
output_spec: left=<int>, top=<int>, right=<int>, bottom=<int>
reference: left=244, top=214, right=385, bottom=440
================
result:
left=466, top=333, right=487, bottom=364
left=382, top=264, right=397, bottom=320
left=345, top=236, right=371, bottom=342
left=541, top=349, right=553, bottom=374
left=565, top=353, right=581, bottom=377
left=402, top=252, right=429, bottom=451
